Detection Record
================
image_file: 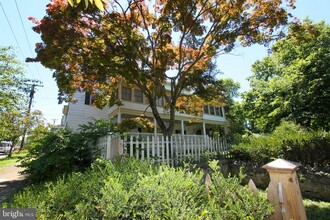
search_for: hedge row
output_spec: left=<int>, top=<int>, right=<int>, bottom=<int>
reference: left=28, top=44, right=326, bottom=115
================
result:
left=230, top=122, right=330, bottom=166
left=4, top=159, right=273, bottom=219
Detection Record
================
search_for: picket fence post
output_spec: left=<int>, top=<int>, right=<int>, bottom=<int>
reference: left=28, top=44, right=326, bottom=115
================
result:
left=262, top=159, right=307, bottom=220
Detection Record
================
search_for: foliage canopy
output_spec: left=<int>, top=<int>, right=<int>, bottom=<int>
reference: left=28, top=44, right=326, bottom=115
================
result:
left=243, top=20, right=330, bottom=132
left=30, top=0, right=295, bottom=135
left=0, top=47, right=31, bottom=154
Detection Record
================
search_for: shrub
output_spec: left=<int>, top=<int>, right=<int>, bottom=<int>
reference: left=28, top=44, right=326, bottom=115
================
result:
left=20, top=128, right=93, bottom=182
left=230, top=121, right=330, bottom=166
left=206, top=160, right=273, bottom=219
left=21, top=119, right=118, bottom=182
left=122, top=166, right=207, bottom=219
left=281, top=132, right=330, bottom=167
left=4, top=159, right=273, bottom=219
left=229, top=134, right=283, bottom=165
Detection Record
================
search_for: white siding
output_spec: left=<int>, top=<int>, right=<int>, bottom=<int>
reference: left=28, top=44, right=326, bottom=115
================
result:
left=65, top=92, right=110, bottom=131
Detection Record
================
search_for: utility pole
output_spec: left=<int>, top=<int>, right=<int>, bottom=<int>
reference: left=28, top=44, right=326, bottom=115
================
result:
left=20, top=81, right=43, bottom=149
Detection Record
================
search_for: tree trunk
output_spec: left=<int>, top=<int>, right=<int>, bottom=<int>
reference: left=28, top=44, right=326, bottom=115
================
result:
left=149, top=101, right=175, bottom=138
left=7, top=142, right=15, bottom=158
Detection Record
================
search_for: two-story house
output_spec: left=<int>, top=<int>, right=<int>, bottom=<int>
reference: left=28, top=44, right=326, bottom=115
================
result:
left=61, top=82, right=228, bottom=136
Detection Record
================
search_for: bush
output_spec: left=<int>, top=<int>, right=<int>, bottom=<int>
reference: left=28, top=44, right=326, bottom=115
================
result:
left=229, top=135, right=281, bottom=165
left=4, top=159, right=273, bottom=219
left=230, top=121, right=330, bottom=166
left=206, top=161, right=273, bottom=219
left=21, top=119, right=118, bottom=182
left=20, top=129, right=94, bottom=182
left=281, top=132, right=330, bottom=167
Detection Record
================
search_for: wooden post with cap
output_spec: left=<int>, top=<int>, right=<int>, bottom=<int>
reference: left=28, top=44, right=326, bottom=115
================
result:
left=262, top=159, right=307, bottom=220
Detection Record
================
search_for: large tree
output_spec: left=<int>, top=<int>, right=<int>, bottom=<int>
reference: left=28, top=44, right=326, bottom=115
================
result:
left=0, top=47, right=26, bottom=114
left=29, top=0, right=295, bottom=136
left=243, top=20, right=330, bottom=132
left=0, top=47, right=30, bottom=156
left=221, top=78, right=246, bottom=140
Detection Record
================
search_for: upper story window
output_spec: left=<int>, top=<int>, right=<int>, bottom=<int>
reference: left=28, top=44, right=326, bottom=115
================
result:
left=215, top=107, right=223, bottom=117
left=85, top=92, right=96, bottom=105
left=209, top=106, right=215, bottom=115
left=204, top=105, right=224, bottom=117
left=219, top=107, right=224, bottom=117
left=134, top=89, right=143, bottom=103
left=122, top=87, right=132, bottom=101
left=203, top=106, right=209, bottom=114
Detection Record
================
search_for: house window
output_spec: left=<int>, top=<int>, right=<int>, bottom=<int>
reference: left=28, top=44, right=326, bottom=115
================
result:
left=134, top=89, right=143, bottom=103
left=215, top=107, right=221, bottom=116
left=209, top=106, right=215, bottom=115
left=122, top=87, right=132, bottom=101
left=220, top=107, right=224, bottom=117
left=203, top=106, right=209, bottom=114
left=84, top=92, right=96, bottom=105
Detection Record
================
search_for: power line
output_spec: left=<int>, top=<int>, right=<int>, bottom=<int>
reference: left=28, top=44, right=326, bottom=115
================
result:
left=14, top=0, right=50, bottom=100
left=0, top=1, right=37, bottom=80
left=14, top=0, right=34, bottom=56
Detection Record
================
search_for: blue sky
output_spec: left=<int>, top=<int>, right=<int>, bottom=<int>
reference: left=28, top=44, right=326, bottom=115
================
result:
left=1, top=0, right=330, bottom=125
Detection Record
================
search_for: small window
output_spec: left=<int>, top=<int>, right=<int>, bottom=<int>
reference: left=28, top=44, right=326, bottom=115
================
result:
left=122, top=87, right=132, bottom=101
left=85, top=92, right=96, bottom=105
left=203, top=106, right=209, bottom=114
left=209, top=106, right=215, bottom=115
left=116, top=88, right=119, bottom=99
left=134, top=89, right=143, bottom=103
left=85, top=92, right=91, bottom=105
left=219, top=107, right=224, bottom=117
left=215, top=107, right=221, bottom=116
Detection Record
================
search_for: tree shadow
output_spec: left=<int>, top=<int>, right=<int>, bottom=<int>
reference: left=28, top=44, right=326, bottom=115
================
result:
left=0, top=179, right=28, bottom=205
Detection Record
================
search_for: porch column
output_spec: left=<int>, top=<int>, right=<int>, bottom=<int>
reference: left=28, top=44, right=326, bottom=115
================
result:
left=117, top=107, right=122, bottom=123
left=181, top=120, right=185, bottom=136
left=154, top=117, right=157, bottom=135
left=203, top=122, right=206, bottom=136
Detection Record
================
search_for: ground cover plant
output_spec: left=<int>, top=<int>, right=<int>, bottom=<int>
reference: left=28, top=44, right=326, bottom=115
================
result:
left=3, top=158, right=273, bottom=219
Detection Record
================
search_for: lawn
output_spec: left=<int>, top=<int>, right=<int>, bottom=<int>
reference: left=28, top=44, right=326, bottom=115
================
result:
left=0, top=150, right=27, bottom=173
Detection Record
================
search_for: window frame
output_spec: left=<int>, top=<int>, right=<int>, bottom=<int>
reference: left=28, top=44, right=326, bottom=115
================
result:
left=134, top=89, right=143, bottom=103
left=122, top=87, right=132, bottom=101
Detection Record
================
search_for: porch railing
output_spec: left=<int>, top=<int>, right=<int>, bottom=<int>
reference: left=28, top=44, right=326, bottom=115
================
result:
left=97, top=133, right=230, bottom=164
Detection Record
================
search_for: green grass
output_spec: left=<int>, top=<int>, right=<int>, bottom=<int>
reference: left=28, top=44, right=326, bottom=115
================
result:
left=0, top=150, right=27, bottom=173
left=304, top=199, right=330, bottom=220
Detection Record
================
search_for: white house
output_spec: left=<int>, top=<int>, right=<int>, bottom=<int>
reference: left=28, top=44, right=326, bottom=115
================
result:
left=61, top=83, right=228, bottom=136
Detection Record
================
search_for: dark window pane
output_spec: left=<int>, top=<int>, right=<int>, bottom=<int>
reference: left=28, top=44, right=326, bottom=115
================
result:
left=134, top=89, right=143, bottom=103
left=122, top=87, right=131, bottom=101
left=203, top=106, right=209, bottom=114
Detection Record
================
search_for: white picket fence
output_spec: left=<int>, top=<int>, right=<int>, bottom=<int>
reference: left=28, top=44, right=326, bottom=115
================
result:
left=97, top=133, right=230, bottom=164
